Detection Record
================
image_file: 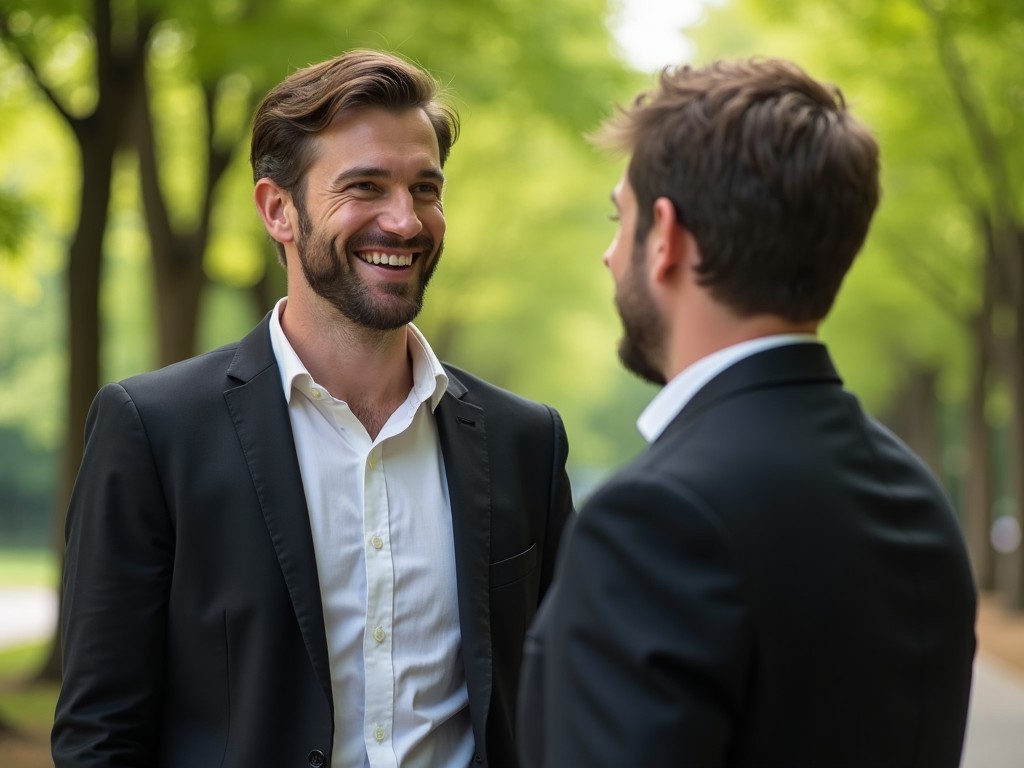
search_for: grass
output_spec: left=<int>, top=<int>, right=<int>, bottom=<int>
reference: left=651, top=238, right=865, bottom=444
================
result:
left=0, top=642, right=57, bottom=731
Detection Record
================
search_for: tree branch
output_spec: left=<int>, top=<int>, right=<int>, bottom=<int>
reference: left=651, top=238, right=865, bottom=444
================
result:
left=0, top=12, right=79, bottom=129
left=889, top=245, right=971, bottom=325
left=196, top=80, right=234, bottom=252
left=125, top=11, right=175, bottom=252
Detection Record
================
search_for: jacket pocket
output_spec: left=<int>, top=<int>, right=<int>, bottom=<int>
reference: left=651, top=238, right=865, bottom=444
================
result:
left=489, top=542, right=538, bottom=589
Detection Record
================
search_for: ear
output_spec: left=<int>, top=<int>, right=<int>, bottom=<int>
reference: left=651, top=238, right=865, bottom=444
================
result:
left=647, top=197, right=691, bottom=285
left=254, top=178, right=296, bottom=245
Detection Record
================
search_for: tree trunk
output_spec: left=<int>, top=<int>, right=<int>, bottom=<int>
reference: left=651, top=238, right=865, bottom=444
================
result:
left=962, top=314, right=996, bottom=590
left=1002, top=227, right=1024, bottom=611
left=961, top=216, right=999, bottom=590
left=880, top=365, right=942, bottom=479
left=15, top=0, right=152, bottom=681
left=133, top=74, right=248, bottom=366
left=1003, top=376, right=1024, bottom=609
left=37, top=116, right=121, bottom=682
left=153, top=245, right=206, bottom=366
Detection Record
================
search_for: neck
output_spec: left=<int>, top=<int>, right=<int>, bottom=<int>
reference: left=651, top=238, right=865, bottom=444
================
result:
left=280, top=295, right=414, bottom=439
left=665, top=310, right=817, bottom=381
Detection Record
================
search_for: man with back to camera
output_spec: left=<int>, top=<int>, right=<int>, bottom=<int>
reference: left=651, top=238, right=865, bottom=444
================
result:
left=52, top=49, right=573, bottom=768
left=518, top=57, right=976, bottom=767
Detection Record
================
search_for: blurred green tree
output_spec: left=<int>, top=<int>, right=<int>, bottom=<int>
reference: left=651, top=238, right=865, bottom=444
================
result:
left=1, top=0, right=150, bottom=678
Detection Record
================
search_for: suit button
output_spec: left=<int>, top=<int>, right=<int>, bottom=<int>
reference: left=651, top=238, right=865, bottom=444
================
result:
left=308, top=750, right=325, bottom=767
left=474, top=754, right=484, bottom=764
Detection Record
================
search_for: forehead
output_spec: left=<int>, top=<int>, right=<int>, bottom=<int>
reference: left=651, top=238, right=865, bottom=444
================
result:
left=308, top=106, right=441, bottom=178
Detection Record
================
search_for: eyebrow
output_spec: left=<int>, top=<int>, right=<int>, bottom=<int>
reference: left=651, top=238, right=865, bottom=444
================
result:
left=331, top=166, right=446, bottom=188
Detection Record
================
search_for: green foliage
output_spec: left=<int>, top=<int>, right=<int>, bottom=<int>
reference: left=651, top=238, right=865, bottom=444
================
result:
left=0, top=189, right=29, bottom=258
left=4, top=0, right=1015, bottom=507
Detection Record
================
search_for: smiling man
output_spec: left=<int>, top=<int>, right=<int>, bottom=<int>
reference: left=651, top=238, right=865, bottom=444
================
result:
left=53, top=50, right=573, bottom=768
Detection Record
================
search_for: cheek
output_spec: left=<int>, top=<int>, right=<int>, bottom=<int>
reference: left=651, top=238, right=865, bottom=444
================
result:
left=421, top=205, right=446, bottom=238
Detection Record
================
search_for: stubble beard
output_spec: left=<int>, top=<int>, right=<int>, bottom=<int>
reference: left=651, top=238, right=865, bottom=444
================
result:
left=615, top=245, right=668, bottom=386
left=295, top=204, right=441, bottom=331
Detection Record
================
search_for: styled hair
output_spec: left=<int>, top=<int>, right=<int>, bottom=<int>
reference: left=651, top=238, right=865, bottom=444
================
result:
left=594, top=58, right=880, bottom=322
left=250, top=48, right=459, bottom=205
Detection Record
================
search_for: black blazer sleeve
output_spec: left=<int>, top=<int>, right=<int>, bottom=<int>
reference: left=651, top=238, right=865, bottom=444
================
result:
left=521, top=473, right=751, bottom=767
left=53, top=383, right=174, bottom=765
left=538, top=405, right=573, bottom=598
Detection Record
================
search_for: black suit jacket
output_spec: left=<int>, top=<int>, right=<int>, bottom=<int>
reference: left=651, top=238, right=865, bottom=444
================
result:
left=519, top=343, right=976, bottom=767
left=52, top=315, right=572, bottom=768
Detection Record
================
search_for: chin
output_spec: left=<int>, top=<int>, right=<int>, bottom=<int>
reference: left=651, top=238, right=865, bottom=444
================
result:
left=618, top=341, right=666, bottom=386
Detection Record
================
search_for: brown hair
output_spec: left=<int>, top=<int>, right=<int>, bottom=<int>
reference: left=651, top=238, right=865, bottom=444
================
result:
left=250, top=48, right=459, bottom=208
left=594, top=58, right=880, bottom=322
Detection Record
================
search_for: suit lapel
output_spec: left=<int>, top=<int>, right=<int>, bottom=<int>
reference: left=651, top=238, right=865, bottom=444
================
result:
left=435, top=370, right=493, bottom=755
left=223, top=316, right=333, bottom=709
left=217, top=322, right=497, bottom=738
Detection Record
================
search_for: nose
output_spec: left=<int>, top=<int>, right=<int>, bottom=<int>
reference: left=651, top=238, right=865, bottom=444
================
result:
left=378, top=192, right=423, bottom=239
left=602, top=241, right=614, bottom=269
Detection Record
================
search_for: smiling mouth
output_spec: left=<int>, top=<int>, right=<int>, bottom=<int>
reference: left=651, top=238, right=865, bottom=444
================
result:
left=356, top=251, right=416, bottom=268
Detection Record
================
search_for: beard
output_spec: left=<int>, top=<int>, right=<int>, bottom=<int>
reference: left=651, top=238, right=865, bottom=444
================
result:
left=295, top=204, right=441, bottom=331
left=614, top=244, right=667, bottom=386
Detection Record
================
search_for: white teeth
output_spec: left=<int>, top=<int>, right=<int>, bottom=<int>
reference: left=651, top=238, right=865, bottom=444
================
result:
left=360, top=252, right=413, bottom=267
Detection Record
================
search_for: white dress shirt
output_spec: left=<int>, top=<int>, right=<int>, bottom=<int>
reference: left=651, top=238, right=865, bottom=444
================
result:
left=637, top=334, right=820, bottom=443
left=269, top=299, right=473, bottom=768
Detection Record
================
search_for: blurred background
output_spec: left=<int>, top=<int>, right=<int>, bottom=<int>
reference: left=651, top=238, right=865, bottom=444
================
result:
left=1, top=0, right=1022, bottom=764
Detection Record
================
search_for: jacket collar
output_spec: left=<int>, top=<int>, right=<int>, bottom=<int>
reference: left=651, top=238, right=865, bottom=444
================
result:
left=656, top=342, right=842, bottom=443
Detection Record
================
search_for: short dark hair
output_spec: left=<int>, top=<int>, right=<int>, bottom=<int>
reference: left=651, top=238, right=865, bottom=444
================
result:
left=594, top=58, right=880, bottom=322
left=250, top=50, right=459, bottom=257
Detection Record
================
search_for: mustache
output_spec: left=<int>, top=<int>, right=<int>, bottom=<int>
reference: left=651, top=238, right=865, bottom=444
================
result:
left=346, top=231, right=435, bottom=253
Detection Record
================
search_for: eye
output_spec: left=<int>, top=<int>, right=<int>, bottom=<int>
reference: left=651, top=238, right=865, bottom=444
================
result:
left=412, top=182, right=442, bottom=199
left=344, top=181, right=379, bottom=195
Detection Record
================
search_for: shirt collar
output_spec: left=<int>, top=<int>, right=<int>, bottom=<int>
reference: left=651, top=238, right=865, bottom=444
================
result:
left=636, top=334, right=819, bottom=443
left=406, top=322, right=450, bottom=412
left=268, top=297, right=449, bottom=412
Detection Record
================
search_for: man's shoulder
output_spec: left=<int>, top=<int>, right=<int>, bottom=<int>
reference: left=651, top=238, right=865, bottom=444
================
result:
left=120, top=341, right=242, bottom=393
left=116, top=316, right=273, bottom=398
left=441, top=362, right=553, bottom=417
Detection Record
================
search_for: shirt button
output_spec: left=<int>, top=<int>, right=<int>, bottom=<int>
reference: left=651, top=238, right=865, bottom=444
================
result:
left=373, top=626, right=386, bottom=643
left=368, top=452, right=378, bottom=469
left=311, top=388, right=323, bottom=400
left=370, top=534, right=383, bottom=550
left=374, top=724, right=386, bottom=742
